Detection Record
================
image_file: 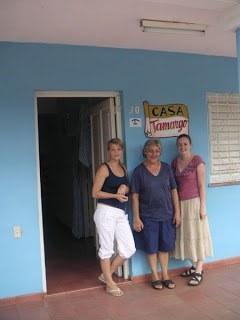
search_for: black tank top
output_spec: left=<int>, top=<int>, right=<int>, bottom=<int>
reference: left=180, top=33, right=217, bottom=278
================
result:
left=98, top=163, right=128, bottom=210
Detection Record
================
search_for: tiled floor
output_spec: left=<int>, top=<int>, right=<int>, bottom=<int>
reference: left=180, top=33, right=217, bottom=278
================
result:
left=2, top=218, right=240, bottom=319
left=1, top=263, right=240, bottom=320
left=43, top=215, right=129, bottom=294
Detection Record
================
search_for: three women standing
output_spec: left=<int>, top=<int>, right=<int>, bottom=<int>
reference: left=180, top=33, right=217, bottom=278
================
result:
left=93, top=134, right=213, bottom=295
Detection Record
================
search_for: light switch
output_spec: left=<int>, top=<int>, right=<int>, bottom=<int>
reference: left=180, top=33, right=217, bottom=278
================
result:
left=14, top=226, right=22, bottom=238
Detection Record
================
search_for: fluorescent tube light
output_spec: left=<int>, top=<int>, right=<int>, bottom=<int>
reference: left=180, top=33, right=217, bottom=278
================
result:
left=140, top=19, right=207, bottom=36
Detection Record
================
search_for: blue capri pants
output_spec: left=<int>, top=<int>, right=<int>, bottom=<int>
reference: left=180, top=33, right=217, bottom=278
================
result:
left=134, top=217, right=176, bottom=254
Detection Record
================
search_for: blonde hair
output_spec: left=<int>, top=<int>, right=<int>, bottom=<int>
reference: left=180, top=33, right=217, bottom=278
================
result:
left=107, top=138, right=124, bottom=150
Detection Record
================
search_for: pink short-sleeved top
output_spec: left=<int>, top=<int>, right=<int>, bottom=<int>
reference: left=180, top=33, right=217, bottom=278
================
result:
left=171, top=155, right=204, bottom=201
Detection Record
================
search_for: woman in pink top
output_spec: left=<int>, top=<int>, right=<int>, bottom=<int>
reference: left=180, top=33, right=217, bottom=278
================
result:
left=171, top=134, right=213, bottom=286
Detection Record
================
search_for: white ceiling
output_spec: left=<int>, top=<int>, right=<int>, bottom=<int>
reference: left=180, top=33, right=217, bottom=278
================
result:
left=0, top=0, right=240, bottom=57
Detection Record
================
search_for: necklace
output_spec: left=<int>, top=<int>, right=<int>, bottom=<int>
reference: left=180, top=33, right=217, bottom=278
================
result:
left=178, top=154, right=194, bottom=172
left=180, top=155, right=192, bottom=163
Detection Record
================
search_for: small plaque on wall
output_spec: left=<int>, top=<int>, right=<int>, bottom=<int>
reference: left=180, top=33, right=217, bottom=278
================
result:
left=130, top=118, right=142, bottom=127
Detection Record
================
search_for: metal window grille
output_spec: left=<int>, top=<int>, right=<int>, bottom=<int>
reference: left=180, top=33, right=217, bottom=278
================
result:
left=207, top=92, right=240, bottom=185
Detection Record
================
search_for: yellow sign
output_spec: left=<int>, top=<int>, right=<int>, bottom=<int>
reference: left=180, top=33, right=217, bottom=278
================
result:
left=144, top=101, right=189, bottom=138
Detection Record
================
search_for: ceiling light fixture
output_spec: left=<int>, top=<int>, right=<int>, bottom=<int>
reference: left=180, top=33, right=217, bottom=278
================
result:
left=140, top=19, right=207, bottom=36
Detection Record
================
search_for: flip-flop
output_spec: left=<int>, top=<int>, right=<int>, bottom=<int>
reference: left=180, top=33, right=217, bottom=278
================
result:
left=162, top=279, right=175, bottom=289
left=151, top=280, right=163, bottom=290
left=98, top=273, right=107, bottom=284
left=98, top=273, right=116, bottom=285
left=106, top=285, right=123, bottom=297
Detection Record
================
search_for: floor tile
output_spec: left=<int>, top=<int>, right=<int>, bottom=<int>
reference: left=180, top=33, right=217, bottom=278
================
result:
left=0, top=305, right=20, bottom=320
left=1, top=215, right=240, bottom=320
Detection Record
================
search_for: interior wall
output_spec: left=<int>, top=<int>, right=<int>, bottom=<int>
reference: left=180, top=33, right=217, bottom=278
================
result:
left=0, top=41, right=239, bottom=299
left=38, top=112, right=75, bottom=229
left=38, top=98, right=95, bottom=232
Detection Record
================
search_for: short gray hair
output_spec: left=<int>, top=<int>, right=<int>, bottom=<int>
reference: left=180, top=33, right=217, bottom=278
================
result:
left=143, top=139, right=162, bottom=157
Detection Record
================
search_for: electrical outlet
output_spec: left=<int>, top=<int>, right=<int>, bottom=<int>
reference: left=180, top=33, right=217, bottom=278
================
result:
left=14, top=226, right=22, bottom=238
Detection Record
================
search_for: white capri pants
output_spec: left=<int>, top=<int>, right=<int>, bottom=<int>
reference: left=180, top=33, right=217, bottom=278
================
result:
left=94, top=203, right=136, bottom=260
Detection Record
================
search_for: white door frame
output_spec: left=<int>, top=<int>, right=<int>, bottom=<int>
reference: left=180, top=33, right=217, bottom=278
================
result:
left=34, top=91, right=122, bottom=293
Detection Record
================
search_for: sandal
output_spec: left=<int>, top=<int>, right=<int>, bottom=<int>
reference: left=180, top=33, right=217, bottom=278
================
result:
left=98, top=273, right=116, bottom=285
left=162, top=279, right=175, bottom=289
left=106, top=285, right=123, bottom=297
left=151, top=280, right=163, bottom=290
left=181, top=266, right=196, bottom=277
left=98, top=273, right=108, bottom=284
left=188, top=273, right=203, bottom=286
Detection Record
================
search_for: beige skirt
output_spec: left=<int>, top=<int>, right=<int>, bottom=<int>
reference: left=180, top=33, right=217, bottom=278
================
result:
left=172, top=197, right=213, bottom=262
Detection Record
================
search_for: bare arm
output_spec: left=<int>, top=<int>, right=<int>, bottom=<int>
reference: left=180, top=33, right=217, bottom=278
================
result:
left=197, top=163, right=207, bottom=219
left=171, top=188, right=181, bottom=227
left=92, top=164, right=128, bottom=203
left=117, top=165, right=130, bottom=195
left=132, top=193, right=144, bottom=232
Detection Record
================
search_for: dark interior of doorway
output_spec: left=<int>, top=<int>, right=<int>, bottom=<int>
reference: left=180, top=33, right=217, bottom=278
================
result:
left=38, top=97, right=106, bottom=294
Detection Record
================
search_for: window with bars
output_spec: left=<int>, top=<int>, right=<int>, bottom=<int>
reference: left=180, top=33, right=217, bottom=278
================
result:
left=207, top=92, right=240, bottom=186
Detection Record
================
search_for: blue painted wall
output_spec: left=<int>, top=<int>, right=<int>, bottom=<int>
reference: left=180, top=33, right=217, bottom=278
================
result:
left=0, top=42, right=239, bottom=298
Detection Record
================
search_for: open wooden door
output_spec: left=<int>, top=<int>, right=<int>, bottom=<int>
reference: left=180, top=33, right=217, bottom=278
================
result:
left=90, top=96, right=130, bottom=279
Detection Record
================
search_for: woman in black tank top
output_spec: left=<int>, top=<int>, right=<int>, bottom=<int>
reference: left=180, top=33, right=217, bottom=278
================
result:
left=92, top=138, right=136, bottom=297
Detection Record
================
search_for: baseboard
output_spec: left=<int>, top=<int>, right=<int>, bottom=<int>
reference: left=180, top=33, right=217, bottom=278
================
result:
left=131, top=256, right=240, bottom=284
left=0, top=293, right=44, bottom=307
left=1, top=256, right=239, bottom=305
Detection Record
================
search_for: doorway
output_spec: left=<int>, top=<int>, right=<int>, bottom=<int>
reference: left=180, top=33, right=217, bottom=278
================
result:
left=35, top=91, right=129, bottom=295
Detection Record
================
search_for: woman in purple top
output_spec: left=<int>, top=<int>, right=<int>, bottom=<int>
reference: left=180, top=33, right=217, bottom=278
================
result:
left=171, top=134, right=213, bottom=286
left=132, top=139, right=180, bottom=290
